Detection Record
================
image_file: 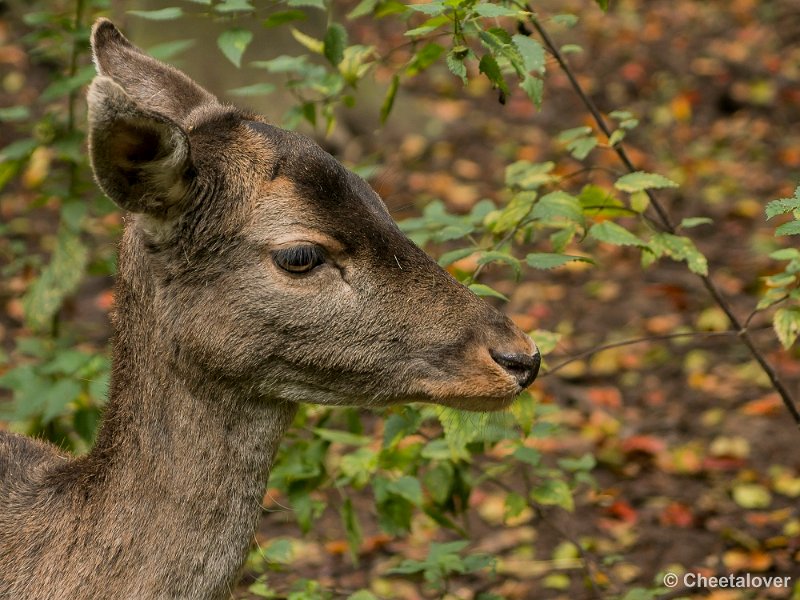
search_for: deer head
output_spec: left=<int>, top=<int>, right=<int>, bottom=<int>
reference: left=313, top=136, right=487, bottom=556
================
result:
left=87, top=19, right=540, bottom=413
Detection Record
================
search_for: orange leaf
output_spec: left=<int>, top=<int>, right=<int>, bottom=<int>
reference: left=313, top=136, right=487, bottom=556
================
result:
left=741, top=394, right=782, bottom=416
left=324, top=540, right=349, bottom=556
left=621, top=435, right=666, bottom=456
left=587, top=386, right=623, bottom=408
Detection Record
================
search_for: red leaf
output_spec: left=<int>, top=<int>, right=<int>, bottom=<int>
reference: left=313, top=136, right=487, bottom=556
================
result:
left=659, top=502, right=694, bottom=528
left=621, top=435, right=667, bottom=456
left=605, top=500, right=638, bottom=524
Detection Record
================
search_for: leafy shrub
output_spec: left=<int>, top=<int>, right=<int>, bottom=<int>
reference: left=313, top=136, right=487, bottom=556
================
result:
left=1, top=1, right=798, bottom=597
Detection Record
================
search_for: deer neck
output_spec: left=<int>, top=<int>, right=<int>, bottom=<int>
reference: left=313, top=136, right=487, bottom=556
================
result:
left=81, top=231, right=298, bottom=598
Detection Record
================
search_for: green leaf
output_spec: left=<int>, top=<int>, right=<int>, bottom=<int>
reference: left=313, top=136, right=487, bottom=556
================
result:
left=383, top=407, right=422, bottom=447
left=614, top=171, right=679, bottom=193
left=388, top=559, right=427, bottom=575
left=406, top=43, right=444, bottom=76
left=380, top=74, right=400, bottom=124
left=520, top=76, right=543, bottom=108
left=560, top=44, right=582, bottom=54
left=215, top=0, right=254, bottom=12
left=262, top=538, right=293, bottom=563
left=505, top=492, right=528, bottom=520
left=340, top=447, right=378, bottom=488
left=347, top=592, right=378, bottom=600
left=251, top=55, right=309, bottom=73
left=387, top=475, right=423, bottom=506
left=477, top=251, right=521, bottom=278
left=774, top=307, right=800, bottom=349
left=649, top=233, right=709, bottom=275
left=532, top=191, right=583, bottom=224
left=446, top=49, right=468, bottom=84
left=578, top=184, right=627, bottom=216
left=217, top=28, right=253, bottom=68
left=291, top=28, right=324, bottom=54
left=551, top=13, right=578, bottom=27
left=0, top=138, right=38, bottom=162
left=323, top=23, right=347, bottom=66
left=147, top=39, right=195, bottom=61
left=526, top=253, right=592, bottom=270
left=529, top=329, right=560, bottom=355
left=557, top=453, right=596, bottom=471
left=473, top=3, right=520, bottom=17
left=41, top=65, right=96, bottom=102
left=557, top=126, right=592, bottom=143
left=248, top=581, right=275, bottom=598
left=347, top=0, right=379, bottom=18
left=589, top=221, right=647, bottom=247
left=0, top=106, right=30, bottom=122
left=567, top=136, right=597, bottom=160
left=478, top=54, right=508, bottom=94
left=505, top=161, right=557, bottom=190
left=513, top=446, right=541, bottom=466
left=530, top=479, right=574, bottom=511
left=340, top=498, right=363, bottom=560
left=227, top=83, right=276, bottom=96
left=512, top=35, right=545, bottom=74
left=40, top=350, right=92, bottom=375
left=468, top=283, right=508, bottom=301
left=23, top=224, right=89, bottom=333
left=404, top=15, right=449, bottom=36
left=608, top=129, right=626, bottom=146
left=406, top=1, right=445, bottom=15
left=595, top=0, right=609, bottom=10
left=423, top=462, right=454, bottom=505
left=775, top=221, right=800, bottom=236
left=770, top=248, right=800, bottom=261
left=128, top=7, right=183, bottom=19
left=765, top=186, right=800, bottom=219
left=312, top=427, right=370, bottom=446
left=41, top=378, right=82, bottom=423
left=680, top=217, right=713, bottom=229
left=287, top=0, right=326, bottom=9
left=263, top=10, right=307, bottom=27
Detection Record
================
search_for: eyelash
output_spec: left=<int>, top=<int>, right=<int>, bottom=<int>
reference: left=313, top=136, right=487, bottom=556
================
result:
left=271, top=245, right=326, bottom=274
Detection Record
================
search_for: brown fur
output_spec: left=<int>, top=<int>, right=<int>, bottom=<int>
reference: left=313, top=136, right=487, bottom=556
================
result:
left=0, top=19, right=540, bottom=599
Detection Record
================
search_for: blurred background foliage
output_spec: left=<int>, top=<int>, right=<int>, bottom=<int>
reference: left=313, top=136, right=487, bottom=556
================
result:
left=1, top=0, right=800, bottom=597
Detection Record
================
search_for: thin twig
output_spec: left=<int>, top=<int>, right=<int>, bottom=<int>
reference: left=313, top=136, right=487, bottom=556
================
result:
left=542, top=330, right=740, bottom=377
left=743, top=294, right=789, bottom=329
left=527, top=12, right=800, bottom=427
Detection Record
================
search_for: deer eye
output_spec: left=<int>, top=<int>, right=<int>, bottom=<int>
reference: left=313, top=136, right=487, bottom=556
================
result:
left=272, top=245, right=325, bottom=274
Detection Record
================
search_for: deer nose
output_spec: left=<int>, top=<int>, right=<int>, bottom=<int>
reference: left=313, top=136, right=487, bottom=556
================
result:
left=490, top=350, right=541, bottom=389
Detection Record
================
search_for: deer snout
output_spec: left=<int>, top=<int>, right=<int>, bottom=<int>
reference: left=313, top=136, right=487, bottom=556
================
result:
left=490, top=349, right=541, bottom=389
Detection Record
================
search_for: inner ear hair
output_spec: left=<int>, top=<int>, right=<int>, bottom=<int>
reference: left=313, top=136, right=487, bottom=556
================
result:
left=88, top=77, right=192, bottom=217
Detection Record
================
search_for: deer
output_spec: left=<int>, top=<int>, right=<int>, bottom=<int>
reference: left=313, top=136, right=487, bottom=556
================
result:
left=0, top=19, right=540, bottom=600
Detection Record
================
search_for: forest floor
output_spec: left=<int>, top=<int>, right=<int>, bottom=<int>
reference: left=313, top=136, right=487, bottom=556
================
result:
left=2, top=0, right=800, bottom=598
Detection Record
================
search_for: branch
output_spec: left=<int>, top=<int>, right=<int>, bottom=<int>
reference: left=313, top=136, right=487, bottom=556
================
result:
left=542, top=330, right=739, bottom=377
left=527, top=12, right=800, bottom=428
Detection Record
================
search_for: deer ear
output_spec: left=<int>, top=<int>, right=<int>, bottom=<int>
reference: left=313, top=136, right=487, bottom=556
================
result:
left=91, top=18, right=217, bottom=123
left=87, top=76, right=192, bottom=216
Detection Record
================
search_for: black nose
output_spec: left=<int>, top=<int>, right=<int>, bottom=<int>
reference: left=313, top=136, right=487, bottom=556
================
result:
left=490, top=350, right=541, bottom=389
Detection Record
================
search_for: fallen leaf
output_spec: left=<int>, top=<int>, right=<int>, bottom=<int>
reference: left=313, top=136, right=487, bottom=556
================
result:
left=659, top=502, right=694, bottom=528
left=732, top=483, right=772, bottom=509
left=741, top=394, right=782, bottom=416
left=621, top=435, right=666, bottom=456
